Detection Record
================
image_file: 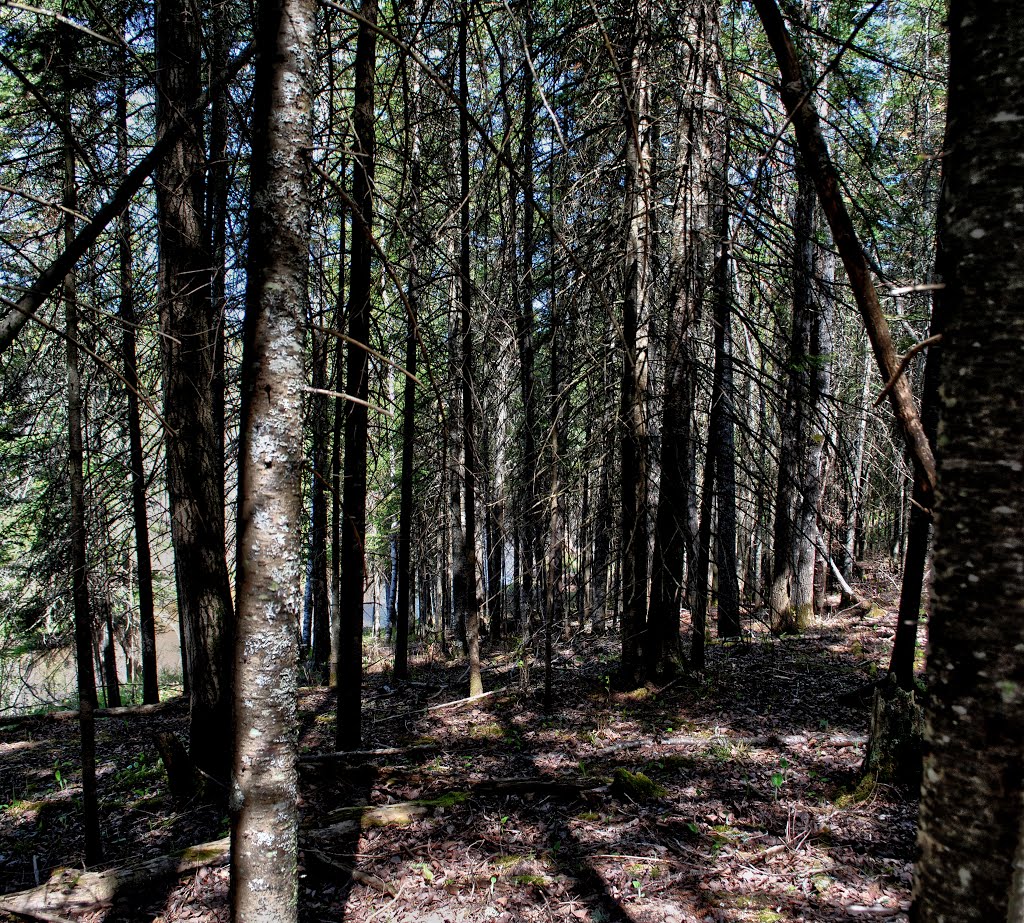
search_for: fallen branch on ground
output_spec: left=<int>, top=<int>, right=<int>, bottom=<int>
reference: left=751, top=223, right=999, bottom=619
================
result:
left=0, top=838, right=229, bottom=920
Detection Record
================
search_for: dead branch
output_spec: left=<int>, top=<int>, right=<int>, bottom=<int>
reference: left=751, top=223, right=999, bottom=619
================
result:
left=752, top=0, right=937, bottom=502
left=873, top=334, right=943, bottom=407
left=298, top=743, right=437, bottom=765
left=304, top=849, right=398, bottom=896
left=0, top=838, right=229, bottom=919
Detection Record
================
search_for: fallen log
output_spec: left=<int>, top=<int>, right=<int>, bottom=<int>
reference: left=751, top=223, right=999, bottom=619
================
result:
left=298, top=743, right=437, bottom=765
left=0, top=838, right=229, bottom=920
left=0, top=775, right=594, bottom=919
left=0, top=700, right=179, bottom=729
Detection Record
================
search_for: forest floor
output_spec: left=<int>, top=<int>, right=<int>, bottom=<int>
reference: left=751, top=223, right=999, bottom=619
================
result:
left=0, top=565, right=919, bottom=923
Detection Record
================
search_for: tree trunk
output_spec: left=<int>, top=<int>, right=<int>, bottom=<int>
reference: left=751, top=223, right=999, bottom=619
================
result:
left=330, top=194, right=346, bottom=689
left=155, top=0, right=234, bottom=785
left=618, top=0, right=654, bottom=685
left=769, top=160, right=820, bottom=635
left=336, top=0, right=377, bottom=751
left=116, top=33, right=158, bottom=705
left=459, top=0, right=483, bottom=699
left=911, top=5, right=1024, bottom=920
left=229, top=0, right=313, bottom=908
left=690, top=445, right=715, bottom=673
left=394, top=311, right=416, bottom=681
left=711, top=286, right=740, bottom=638
left=514, top=0, right=542, bottom=640
left=712, top=125, right=739, bottom=640
left=309, top=320, right=331, bottom=675
left=888, top=297, right=945, bottom=690
left=647, top=0, right=721, bottom=675
left=63, top=110, right=101, bottom=864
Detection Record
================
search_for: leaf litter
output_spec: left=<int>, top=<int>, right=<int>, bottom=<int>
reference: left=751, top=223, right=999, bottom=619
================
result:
left=0, top=565, right=916, bottom=922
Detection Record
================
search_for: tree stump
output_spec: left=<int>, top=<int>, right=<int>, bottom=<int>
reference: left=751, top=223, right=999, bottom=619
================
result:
left=862, top=674, right=923, bottom=788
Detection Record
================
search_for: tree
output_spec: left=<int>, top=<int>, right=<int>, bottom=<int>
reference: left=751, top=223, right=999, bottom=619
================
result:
left=154, top=0, right=234, bottom=785
left=229, top=0, right=314, bottom=911
left=617, top=0, right=654, bottom=686
left=61, top=29, right=100, bottom=859
left=337, top=0, right=378, bottom=751
left=911, top=3, right=1024, bottom=920
left=458, top=0, right=483, bottom=699
left=646, top=0, right=722, bottom=676
left=115, top=17, right=158, bottom=705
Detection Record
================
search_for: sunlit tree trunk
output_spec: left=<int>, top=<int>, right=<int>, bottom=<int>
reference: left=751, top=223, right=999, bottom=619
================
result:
left=308, top=314, right=331, bottom=674
left=770, top=159, right=823, bottom=635
left=229, top=0, right=313, bottom=910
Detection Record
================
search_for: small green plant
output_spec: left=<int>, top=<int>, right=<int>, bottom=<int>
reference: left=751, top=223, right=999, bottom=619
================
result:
left=631, top=878, right=643, bottom=899
left=53, top=758, right=69, bottom=792
left=770, top=757, right=789, bottom=799
left=115, top=751, right=164, bottom=796
left=410, top=861, right=434, bottom=882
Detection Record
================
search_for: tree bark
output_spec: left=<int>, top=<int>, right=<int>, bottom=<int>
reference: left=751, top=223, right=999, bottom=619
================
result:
left=911, top=4, right=1024, bottom=920
left=769, top=160, right=822, bottom=635
left=618, top=0, right=654, bottom=685
left=647, top=0, right=721, bottom=674
left=514, top=0, right=542, bottom=640
left=155, top=0, right=234, bottom=785
left=309, top=319, right=331, bottom=674
left=459, top=0, right=483, bottom=699
left=336, top=0, right=378, bottom=751
left=116, top=34, right=158, bottom=705
left=229, top=0, right=314, bottom=910
left=63, top=99, right=101, bottom=865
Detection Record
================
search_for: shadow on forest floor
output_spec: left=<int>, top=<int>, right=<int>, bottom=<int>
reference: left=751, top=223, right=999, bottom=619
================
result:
left=0, top=571, right=917, bottom=922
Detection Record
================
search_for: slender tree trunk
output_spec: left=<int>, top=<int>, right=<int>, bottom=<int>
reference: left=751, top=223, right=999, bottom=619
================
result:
left=229, top=0, right=313, bottom=909
left=309, top=318, right=331, bottom=674
left=97, top=506, right=122, bottom=708
left=912, top=5, right=1024, bottom=918
left=207, top=0, right=229, bottom=475
left=590, top=396, right=614, bottom=635
left=336, top=0, right=377, bottom=751
left=843, top=351, right=871, bottom=581
left=459, top=0, right=483, bottom=698
left=116, top=35, right=157, bottom=704
left=619, top=0, right=654, bottom=685
left=330, top=195, right=346, bottom=688
left=769, top=161, right=819, bottom=634
left=712, top=229, right=740, bottom=639
left=514, top=0, right=542, bottom=637
left=63, top=123, right=101, bottom=863
left=888, top=310, right=944, bottom=689
left=543, top=252, right=563, bottom=712
left=155, top=0, right=234, bottom=784
left=394, top=73, right=419, bottom=678
left=395, top=311, right=416, bottom=681
left=691, top=447, right=715, bottom=673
